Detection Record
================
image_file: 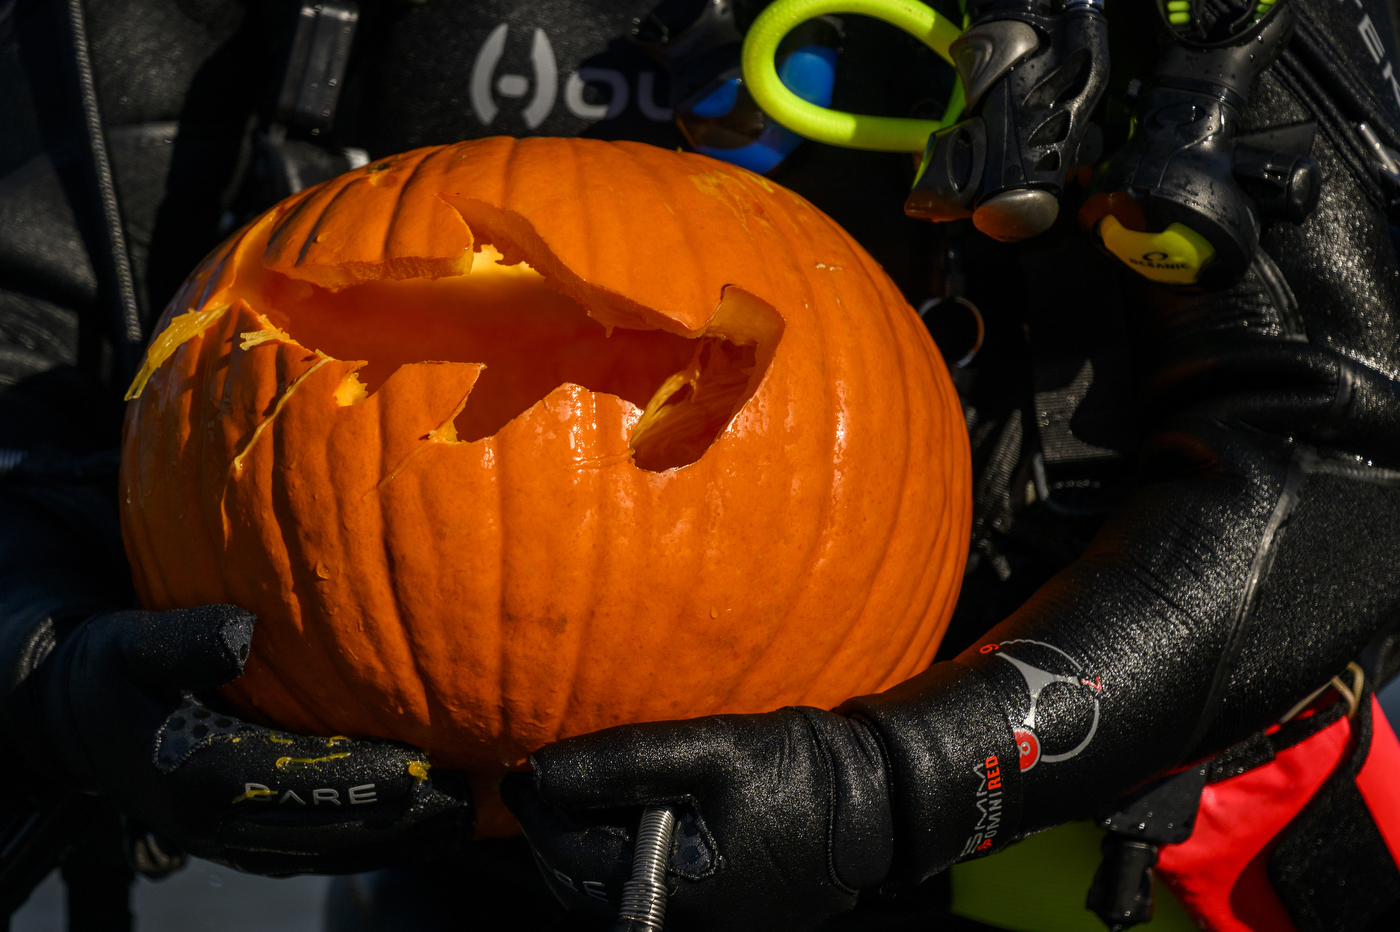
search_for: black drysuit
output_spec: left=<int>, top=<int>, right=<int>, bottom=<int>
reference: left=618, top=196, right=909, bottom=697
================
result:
left=3, top=0, right=1400, bottom=929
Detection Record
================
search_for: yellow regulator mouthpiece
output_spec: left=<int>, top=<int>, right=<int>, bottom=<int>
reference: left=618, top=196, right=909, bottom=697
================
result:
left=1097, top=215, right=1217, bottom=285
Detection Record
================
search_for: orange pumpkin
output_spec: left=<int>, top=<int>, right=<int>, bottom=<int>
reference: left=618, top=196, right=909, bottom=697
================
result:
left=120, top=137, right=971, bottom=836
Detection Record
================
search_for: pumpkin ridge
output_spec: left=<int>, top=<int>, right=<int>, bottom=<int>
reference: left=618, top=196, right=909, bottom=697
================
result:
left=845, top=245, right=930, bottom=690
left=293, top=184, right=348, bottom=269
left=228, top=353, right=333, bottom=477
left=379, top=145, right=477, bottom=283
left=383, top=146, right=439, bottom=261
left=268, top=172, right=359, bottom=271
left=514, top=390, right=600, bottom=759
left=265, top=147, right=478, bottom=290
left=712, top=207, right=834, bottom=713
left=789, top=243, right=871, bottom=709
left=269, top=447, right=407, bottom=747
left=857, top=390, right=936, bottom=684
left=379, top=515, right=438, bottom=763
left=251, top=354, right=437, bottom=744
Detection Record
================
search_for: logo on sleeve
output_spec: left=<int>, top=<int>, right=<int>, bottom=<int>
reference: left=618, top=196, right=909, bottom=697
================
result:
left=958, top=754, right=1006, bottom=858
left=983, top=639, right=1103, bottom=772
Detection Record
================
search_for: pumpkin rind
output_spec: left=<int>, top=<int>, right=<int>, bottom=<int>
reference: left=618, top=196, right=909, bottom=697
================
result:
left=120, top=138, right=971, bottom=836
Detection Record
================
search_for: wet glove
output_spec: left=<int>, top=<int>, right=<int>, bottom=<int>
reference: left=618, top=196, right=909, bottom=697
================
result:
left=501, top=707, right=897, bottom=932
left=1, top=603, right=474, bottom=875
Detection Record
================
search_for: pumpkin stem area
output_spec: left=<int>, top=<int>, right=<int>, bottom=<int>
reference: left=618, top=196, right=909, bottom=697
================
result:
left=244, top=246, right=780, bottom=471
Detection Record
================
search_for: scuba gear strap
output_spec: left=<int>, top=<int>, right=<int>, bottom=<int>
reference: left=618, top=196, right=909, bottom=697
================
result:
left=237, top=1, right=366, bottom=227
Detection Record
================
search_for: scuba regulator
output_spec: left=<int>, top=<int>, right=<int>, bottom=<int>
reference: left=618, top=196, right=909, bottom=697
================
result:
left=907, top=0, right=1109, bottom=242
left=1080, top=0, right=1321, bottom=287
left=738, top=0, right=1321, bottom=287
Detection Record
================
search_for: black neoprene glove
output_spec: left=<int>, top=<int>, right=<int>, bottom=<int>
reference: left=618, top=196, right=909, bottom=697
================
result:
left=0, top=477, right=474, bottom=877
left=502, top=708, right=894, bottom=932
left=505, top=2, right=1400, bottom=925
left=3, top=605, right=473, bottom=876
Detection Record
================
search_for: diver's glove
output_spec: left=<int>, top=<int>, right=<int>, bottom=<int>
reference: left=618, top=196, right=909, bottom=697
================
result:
left=501, top=707, right=897, bottom=932
left=504, top=42, right=1400, bottom=929
left=1, top=603, right=474, bottom=875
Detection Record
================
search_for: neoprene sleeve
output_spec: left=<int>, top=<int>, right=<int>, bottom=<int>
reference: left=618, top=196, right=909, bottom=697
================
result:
left=846, top=0, right=1400, bottom=884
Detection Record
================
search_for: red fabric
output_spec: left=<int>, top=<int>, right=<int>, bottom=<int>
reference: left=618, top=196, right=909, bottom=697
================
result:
left=1154, top=713, right=1353, bottom=932
left=1356, top=697, right=1400, bottom=866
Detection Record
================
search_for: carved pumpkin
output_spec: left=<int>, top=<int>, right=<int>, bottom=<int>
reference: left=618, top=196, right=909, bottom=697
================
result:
left=120, top=137, right=971, bottom=835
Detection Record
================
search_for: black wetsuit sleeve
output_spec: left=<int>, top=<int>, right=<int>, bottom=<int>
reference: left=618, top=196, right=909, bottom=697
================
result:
left=846, top=0, right=1400, bottom=881
left=0, top=0, right=116, bottom=454
left=0, top=0, right=133, bottom=667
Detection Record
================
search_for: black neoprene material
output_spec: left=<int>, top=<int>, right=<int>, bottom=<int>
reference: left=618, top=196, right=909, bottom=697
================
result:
left=843, top=0, right=1400, bottom=886
left=503, top=708, right=894, bottom=932
left=0, top=598, right=477, bottom=876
